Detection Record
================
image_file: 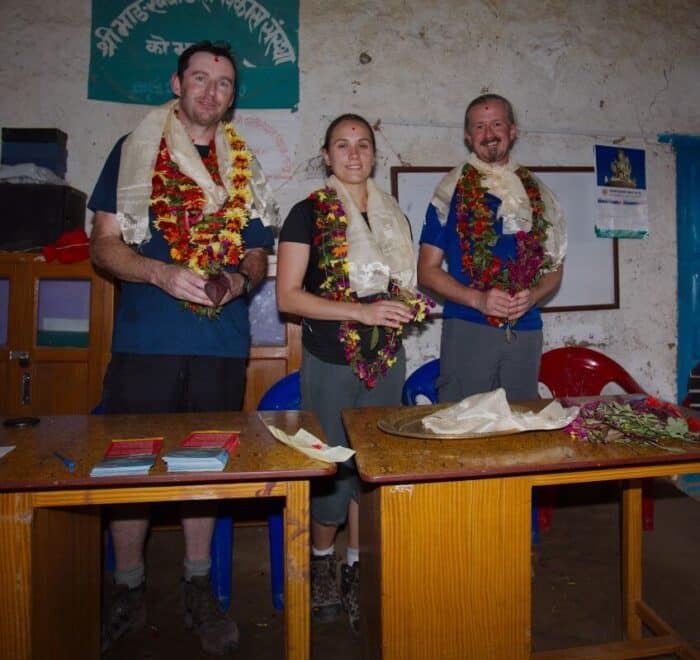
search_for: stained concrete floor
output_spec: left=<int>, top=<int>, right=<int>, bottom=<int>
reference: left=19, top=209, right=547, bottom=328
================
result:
left=103, top=478, right=700, bottom=659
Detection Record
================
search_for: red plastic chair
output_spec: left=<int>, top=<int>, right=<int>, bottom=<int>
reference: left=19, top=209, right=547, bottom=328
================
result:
left=537, top=347, right=654, bottom=532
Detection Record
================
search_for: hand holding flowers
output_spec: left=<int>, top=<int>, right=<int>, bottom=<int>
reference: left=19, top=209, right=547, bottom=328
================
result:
left=356, top=298, right=414, bottom=328
left=339, top=283, right=434, bottom=389
left=456, top=164, right=551, bottom=331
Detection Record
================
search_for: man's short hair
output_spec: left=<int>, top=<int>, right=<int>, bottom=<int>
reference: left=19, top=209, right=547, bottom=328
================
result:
left=177, top=40, right=237, bottom=82
left=464, top=94, right=516, bottom=130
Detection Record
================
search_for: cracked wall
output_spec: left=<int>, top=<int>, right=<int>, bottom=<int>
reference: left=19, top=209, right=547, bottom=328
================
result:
left=1, top=0, right=698, bottom=399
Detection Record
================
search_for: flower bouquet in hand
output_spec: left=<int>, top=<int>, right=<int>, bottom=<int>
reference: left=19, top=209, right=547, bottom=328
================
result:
left=455, top=164, right=552, bottom=340
left=339, top=282, right=435, bottom=389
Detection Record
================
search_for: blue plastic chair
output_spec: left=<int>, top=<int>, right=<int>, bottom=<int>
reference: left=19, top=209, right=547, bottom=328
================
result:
left=257, top=370, right=301, bottom=410
left=401, top=358, right=440, bottom=405
left=210, top=371, right=301, bottom=612
left=255, top=370, right=300, bottom=610
left=401, top=360, right=541, bottom=544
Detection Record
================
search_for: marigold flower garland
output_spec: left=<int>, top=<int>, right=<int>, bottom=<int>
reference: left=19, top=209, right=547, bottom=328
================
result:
left=455, top=164, right=552, bottom=328
left=310, top=187, right=433, bottom=388
left=151, top=124, right=252, bottom=318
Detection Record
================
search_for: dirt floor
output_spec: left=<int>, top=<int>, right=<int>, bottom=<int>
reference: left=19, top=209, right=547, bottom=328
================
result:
left=103, top=478, right=700, bottom=659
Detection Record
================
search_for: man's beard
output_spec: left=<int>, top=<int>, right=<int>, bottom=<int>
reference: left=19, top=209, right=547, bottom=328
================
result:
left=482, top=138, right=501, bottom=162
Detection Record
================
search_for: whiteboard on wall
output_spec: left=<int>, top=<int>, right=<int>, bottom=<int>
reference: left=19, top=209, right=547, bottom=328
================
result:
left=390, top=166, right=619, bottom=312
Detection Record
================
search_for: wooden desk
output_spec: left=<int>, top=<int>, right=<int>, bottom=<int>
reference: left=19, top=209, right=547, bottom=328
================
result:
left=343, top=403, right=700, bottom=660
left=0, top=410, right=334, bottom=660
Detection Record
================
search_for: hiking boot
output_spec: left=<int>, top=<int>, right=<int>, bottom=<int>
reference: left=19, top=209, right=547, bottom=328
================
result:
left=103, top=582, right=146, bottom=651
left=183, top=575, right=239, bottom=656
left=311, top=553, right=341, bottom=622
left=340, top=562, right=360, bottom=636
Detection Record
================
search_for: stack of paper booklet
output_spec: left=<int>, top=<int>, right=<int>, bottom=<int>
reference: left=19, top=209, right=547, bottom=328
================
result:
left=162, top=430, right=239, bottom=472
left=90, top=437, right=163, bottom=477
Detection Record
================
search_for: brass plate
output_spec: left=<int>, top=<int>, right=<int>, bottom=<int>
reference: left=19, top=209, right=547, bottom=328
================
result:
left=377, top=403, right=529, bottom=440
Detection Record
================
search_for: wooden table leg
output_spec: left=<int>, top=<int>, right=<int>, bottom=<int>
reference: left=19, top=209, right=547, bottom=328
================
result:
left=283, top=480, right=310, bottom=660
left=0, top=494, right=101, bottom=660
left=0, top=492, right=33, bottom=660
left=622, top=478, right=643, bottom=640
left=361, top=477, right=532, bottom=660
left=32, top=505, right=101, bottom=659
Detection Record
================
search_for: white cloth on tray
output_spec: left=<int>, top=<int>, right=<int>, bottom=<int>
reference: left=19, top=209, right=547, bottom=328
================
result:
left=421, top=388, right=579, bottom=436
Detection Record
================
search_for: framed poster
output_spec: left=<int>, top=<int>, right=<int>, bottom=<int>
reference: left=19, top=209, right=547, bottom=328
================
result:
left=390, top=166, right=619, bottom=312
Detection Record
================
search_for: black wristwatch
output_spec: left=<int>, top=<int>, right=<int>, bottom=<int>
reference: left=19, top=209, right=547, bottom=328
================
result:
left=238, top=271, right=253, bottom=299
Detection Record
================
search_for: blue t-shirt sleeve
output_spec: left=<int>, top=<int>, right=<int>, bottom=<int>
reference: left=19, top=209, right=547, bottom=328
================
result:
left=419, top=202, right=450, bottom=251
left=88, top=136, right=127, bottom=214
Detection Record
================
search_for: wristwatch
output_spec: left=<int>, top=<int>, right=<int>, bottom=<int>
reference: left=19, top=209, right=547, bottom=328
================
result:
left=238, top=271, right=253, bottom=299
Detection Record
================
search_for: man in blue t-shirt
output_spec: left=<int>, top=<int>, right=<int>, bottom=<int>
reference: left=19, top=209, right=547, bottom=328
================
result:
left=418, top=94, right=567, bottom=403
left=89, top=40, right=276, bottom=656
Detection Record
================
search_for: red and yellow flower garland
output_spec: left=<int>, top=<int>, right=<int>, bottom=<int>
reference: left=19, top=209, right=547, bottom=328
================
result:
left=310, top=187, right=433, bottom=388
left=455, top=163, right=552, bottom=328
left=150, top=124, right=252, bottom=318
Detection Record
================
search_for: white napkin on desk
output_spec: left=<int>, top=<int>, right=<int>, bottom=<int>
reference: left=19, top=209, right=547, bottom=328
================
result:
left=421, top=388, right=580, bottom=436
left=264, top=424, right=355, bottom=463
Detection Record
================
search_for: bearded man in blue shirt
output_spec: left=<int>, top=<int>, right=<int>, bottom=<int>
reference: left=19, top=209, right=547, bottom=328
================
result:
left=418, top=94, right=566, bottom=402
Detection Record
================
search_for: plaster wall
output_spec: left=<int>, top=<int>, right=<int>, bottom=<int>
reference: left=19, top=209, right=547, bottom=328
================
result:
left=1, top=0, right=698, bottom=400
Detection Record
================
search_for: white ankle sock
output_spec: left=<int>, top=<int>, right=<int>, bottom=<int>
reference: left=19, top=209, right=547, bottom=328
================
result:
left=346, top=547, right=359, bottom=566
left=311, top=544, right=334, bottom=557
left=114, top=563, right=145, bottom=590
left=183, top=557, right=211, bottom=580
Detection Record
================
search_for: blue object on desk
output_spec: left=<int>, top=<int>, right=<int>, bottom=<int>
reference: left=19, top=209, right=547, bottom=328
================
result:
left=53, top=451, right=75, bottom=471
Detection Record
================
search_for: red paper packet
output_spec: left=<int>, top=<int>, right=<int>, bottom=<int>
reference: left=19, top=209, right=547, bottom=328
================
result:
left=181, top=430, right=239, bottom=455
left=104, top=437, right=164, bottom=457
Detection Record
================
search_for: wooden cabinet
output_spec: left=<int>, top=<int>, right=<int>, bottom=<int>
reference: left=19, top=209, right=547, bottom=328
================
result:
left=0, top=253, right=114, bottom=416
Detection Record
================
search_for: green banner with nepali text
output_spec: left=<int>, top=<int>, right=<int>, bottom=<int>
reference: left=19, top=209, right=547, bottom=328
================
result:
left=88, top=0, right=298, bottom=109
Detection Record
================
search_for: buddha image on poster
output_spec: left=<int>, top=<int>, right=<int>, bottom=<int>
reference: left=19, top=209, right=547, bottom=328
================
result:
left=594, top=145, right=648, bottom=238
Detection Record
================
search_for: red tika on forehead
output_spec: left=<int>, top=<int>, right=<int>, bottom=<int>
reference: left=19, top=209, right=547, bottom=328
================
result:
left=214, top=56, right=220, bottom=62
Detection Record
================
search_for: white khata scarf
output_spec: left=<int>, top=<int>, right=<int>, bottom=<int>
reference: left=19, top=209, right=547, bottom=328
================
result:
left=115, top=99, right=279, bottom=245
left=429, top=153, right=567, bottom=269
left=328, top=174, right=417, bottom=297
